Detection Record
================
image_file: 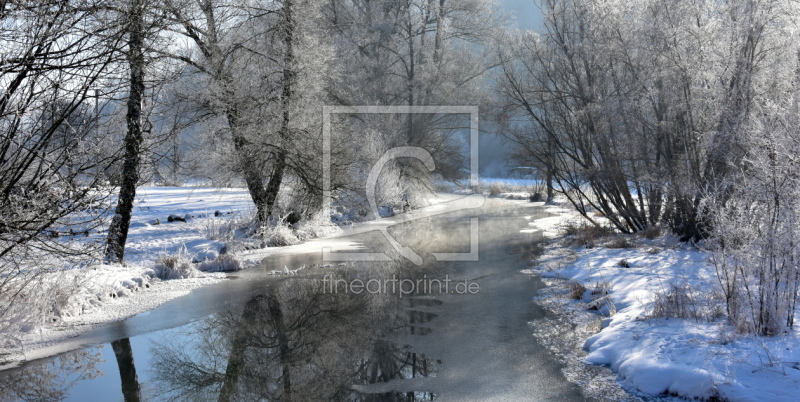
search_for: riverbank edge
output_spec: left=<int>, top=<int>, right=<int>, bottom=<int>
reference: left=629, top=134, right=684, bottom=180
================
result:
left=527, top=238, right=646, bottom=401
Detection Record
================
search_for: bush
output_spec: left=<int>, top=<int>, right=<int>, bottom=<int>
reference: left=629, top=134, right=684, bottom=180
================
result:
left=704, top=122, right=800, bottom=336
left=203, top=211, right=257, bottom=242
left=198, top=254, right=241, bottom=273
left=260, top=218, right=302, bottom=247
left=154, top=254, right=199, bottom=280
left=561, top=221, right=615, bottom=247
left=606, top=236, right=635, bottom=249
left=203, top=218, right=235, bottom=242
left=295, top=211, right=341, bottom=239
left=650, top=284, right=698, bottom=320
left=640, top=225, right=663, bottom=240
left=568, top=280, right=587, bottom=300
left=488, top=181, right=504, bottom=196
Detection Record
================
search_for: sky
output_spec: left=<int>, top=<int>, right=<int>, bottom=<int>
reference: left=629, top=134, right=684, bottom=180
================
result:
left=500, top=0, right=544, bottom=32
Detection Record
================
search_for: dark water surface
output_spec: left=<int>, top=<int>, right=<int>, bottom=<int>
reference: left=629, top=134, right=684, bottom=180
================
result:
left=0, top=199, right=586, bottom=401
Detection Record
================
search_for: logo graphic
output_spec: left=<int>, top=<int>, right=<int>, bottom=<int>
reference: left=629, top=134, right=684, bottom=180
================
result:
left=322, top=106, right=482, bottom=265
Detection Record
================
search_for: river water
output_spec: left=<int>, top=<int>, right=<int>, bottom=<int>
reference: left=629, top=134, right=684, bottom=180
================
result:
left=0, top=199, right=586, bottom=401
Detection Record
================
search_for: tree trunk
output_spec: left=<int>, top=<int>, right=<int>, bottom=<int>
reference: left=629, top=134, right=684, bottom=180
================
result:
left=262, top=0, right=295, bottom=220
left=264, top=151, right=286, bottom=219
left=545, top=134, right=555, bottom=203
left=227, top=109, right=270, bottom=223
left=105, top=0, right=146, bottom=263
left=545, top=166, right=555, bottom=204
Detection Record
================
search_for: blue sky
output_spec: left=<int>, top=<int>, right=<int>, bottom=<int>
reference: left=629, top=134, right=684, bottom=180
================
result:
left=499, top=0, right=543, bottom=31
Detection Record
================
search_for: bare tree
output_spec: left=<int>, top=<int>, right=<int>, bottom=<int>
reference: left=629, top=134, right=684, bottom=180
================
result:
left=0, top=0, right=125, bottom=331
left=497, top=0, right=800, bottom=336
left=494, top=0, right=773, bottom=237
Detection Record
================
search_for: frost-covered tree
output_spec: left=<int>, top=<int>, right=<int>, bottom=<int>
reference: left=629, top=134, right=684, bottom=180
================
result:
left=498, top=0, right=800, bottom=335
left=708, top=109, right=800, bottom=335
left=495, top=0, right=792, bottom=238
left=704, top=1, right=800, bottom=335
left=105, top=0, right=153, bottom=263
left=495, top=0, right=665, bottom=233
left=162, top=0, right=333, bottom=223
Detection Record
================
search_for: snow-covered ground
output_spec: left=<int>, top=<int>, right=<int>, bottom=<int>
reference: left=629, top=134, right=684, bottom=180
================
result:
left=121, top=186, right=255, bottom=265
left=529, top=201, right=800, bottom=401
left=0, top=187, right=258, bottom=367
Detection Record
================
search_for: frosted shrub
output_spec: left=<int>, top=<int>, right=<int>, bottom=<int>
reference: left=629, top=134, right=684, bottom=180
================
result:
left=154, top=254, right=199, bottom=280
left=203, top=218, right=235, bottom=242
left=203, top=211, right=257, bottom=242
left=260, top=210, right=341, bottom=247
left=706, top=115, right=800, bottom=335
left=488, top=181, right=504, bottom=196
left=651, top=284, right=699, bottom=320
left=561, top=221, right=615, bottom=248
left=295, top=211, right=341, bottom=239
left=260, top=217, right=301, bottom=247
left=0, top=274, right=48, bottom=340
left=198, top=254, right=241, bottom=273
left=568, top=280, right=587, bottom=300
left=0, top=266, right=110, bottom=338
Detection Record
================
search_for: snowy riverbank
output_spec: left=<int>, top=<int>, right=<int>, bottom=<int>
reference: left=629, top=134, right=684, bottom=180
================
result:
left=529, top=202, right=800, bottom=401
left=0, top=187, right=482, bottom=368
left=0, top=187, right=256, bottom=367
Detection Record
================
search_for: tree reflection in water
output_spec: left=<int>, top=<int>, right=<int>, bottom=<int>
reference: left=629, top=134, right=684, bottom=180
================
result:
left=0, top=348, right=103, bottom=400
left=150, top=268, right=440, bottom=401
left=112, top=337, right=141, bottom=401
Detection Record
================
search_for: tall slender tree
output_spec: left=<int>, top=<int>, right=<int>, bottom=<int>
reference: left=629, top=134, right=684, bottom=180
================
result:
left=106, top=0, right=148, bottom=263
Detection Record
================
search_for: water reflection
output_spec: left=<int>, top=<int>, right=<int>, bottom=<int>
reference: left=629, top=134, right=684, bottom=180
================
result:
left=149, top=268, right=439, bottom=401
left=0, top=348, right=103, bottom=400
left=111, top=338, right=141, bottom=402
